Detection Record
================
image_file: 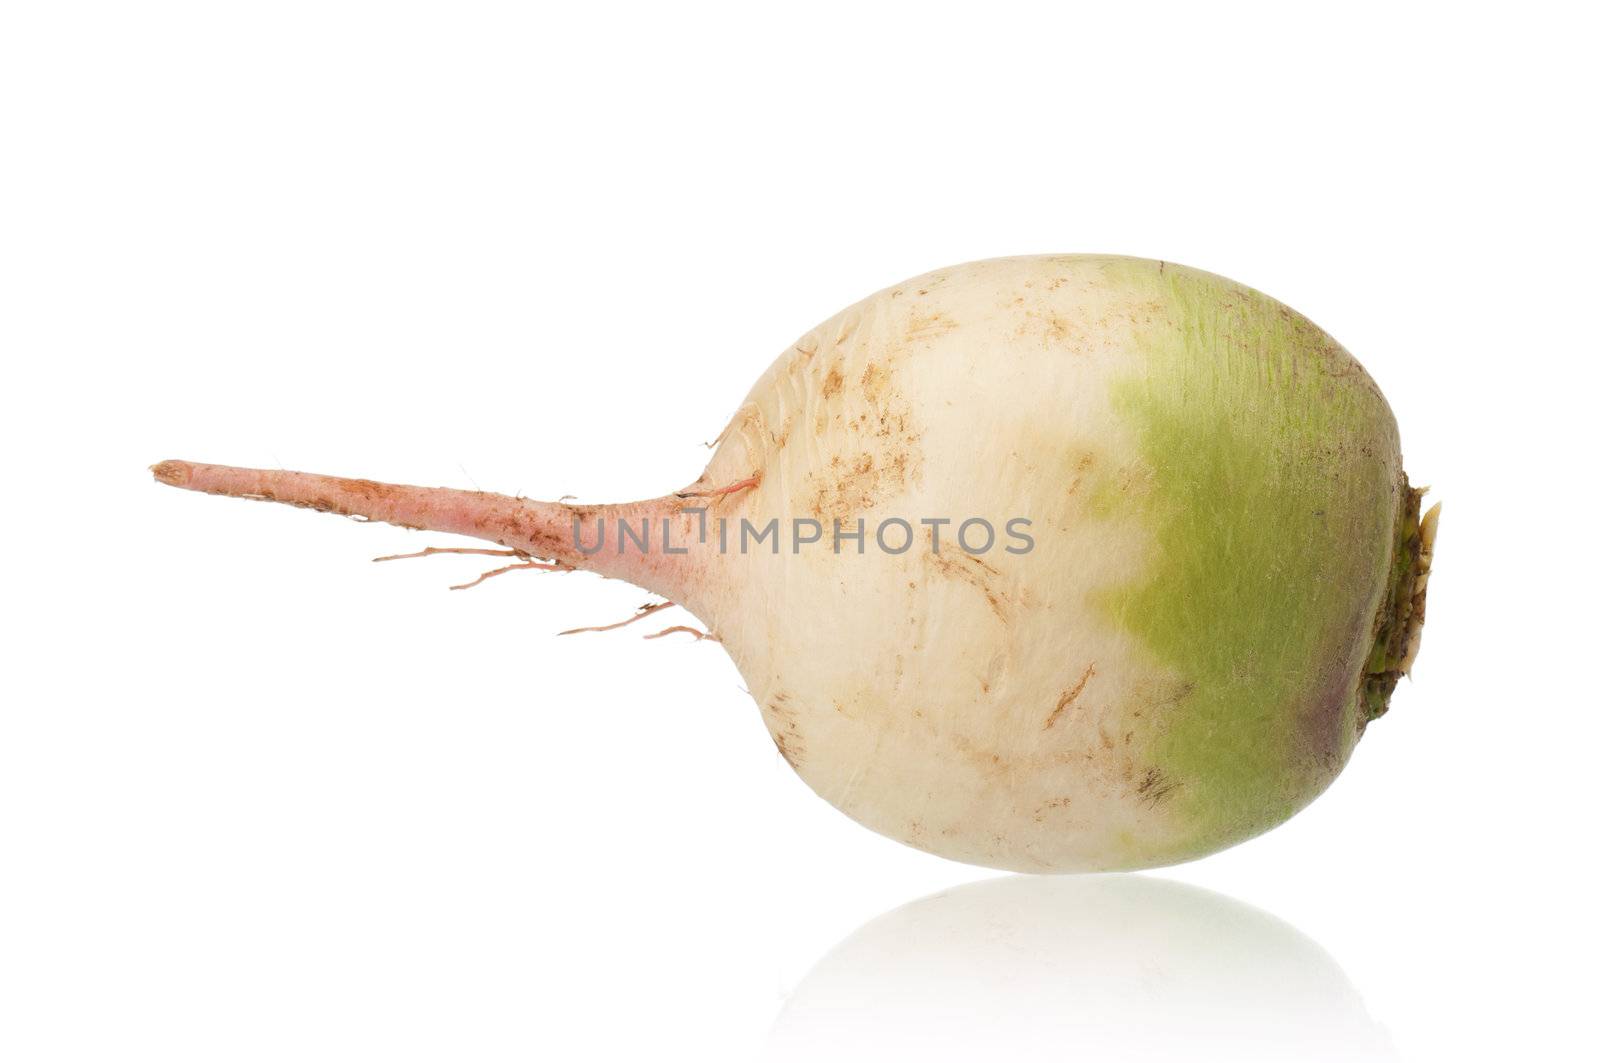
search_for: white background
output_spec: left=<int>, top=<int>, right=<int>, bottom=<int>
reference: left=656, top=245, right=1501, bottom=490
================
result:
left=3, top=3, right=1595, bottom=1060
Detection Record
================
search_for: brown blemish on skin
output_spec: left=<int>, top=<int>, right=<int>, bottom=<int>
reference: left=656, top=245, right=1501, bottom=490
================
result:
left=807, top=454, right=907, bottom=522
left=254, top=489, right=359, bottom=519
left=1067, top=453, right=1097, bottom=496
left=905, top=310, right=957, bottom=342
left=1033, top=796, right=1071, bottom=822
left=1127, top=676, right=1195, bottom=715
left=953, top=725, right=1170, bottom=819
left=1012, top=305, right=1087, bottom=348
left=804, top=429, right=920, bottom=523
left=1042, top=312, right=1079, bottom=344
left=1112, top=460, right=1156, bottom=501
left=1044, top=664, right=1096, bottom=730
left=821, top=365, right=844, bottom=398
left=339, top=478, right=388, bottom=500
left=791, top=314, right=928, bottom=525
left=765, top=693, right=806, bottom=769
left=949, top=733, right=1011, bottom=780
left=484, top=502, right=585, bottom=559
left=927, top=549, right=1009, bottom=621
left=773, top=730, right=802, bottom=768
left=1137, top=768, right=1180, bottom=806
left=860, top=363, right=888, bottom=404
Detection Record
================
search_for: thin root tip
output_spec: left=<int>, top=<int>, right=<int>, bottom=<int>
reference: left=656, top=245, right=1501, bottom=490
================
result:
left=150, top=460, right=192, bottom=487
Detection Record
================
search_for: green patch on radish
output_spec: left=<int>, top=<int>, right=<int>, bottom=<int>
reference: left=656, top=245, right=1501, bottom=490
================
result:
left=151, top=254, right=1436, bottom=873
left=1094, top=259, right=1413, bottom=855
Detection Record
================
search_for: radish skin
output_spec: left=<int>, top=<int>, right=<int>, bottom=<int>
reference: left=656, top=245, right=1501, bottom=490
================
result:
left=153, top=255, right=1436, bottom=872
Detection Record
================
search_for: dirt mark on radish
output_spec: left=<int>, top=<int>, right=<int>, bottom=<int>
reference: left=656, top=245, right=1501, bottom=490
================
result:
left=925, top=549, right=1009, bottom=621
left=764, top=692, right=807, bottom=769
left=801, top=350, right=925, bottom=524
left=1044, top=664, right=1097, bottom=730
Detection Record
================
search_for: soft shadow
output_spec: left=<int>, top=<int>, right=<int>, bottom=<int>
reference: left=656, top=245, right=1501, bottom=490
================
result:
left=767, top=874, right=1391, bottom=1062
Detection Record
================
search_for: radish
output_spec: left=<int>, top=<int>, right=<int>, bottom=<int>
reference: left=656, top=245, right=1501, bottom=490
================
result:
left=152, top=255, right=1437, bottom=872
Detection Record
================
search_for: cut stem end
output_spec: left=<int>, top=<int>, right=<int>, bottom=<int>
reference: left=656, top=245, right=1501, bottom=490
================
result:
left=1361, top=479, right=1440, bottom=723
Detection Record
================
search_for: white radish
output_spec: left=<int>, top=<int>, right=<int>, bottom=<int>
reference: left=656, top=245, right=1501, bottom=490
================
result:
left=153, top=254, right=1436, bottom=872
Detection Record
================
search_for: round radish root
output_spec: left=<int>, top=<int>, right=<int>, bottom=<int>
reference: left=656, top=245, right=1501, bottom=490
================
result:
left=152, top=255, right=1437, bottom=872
